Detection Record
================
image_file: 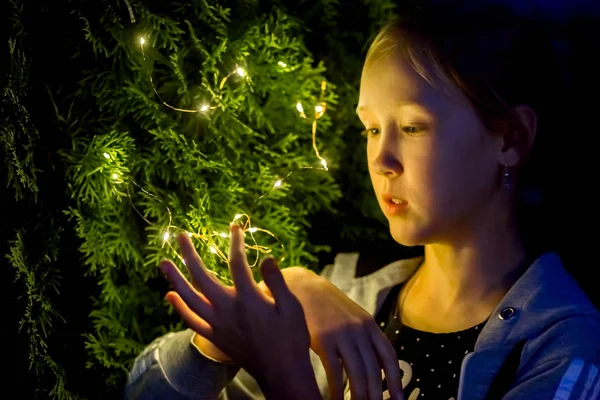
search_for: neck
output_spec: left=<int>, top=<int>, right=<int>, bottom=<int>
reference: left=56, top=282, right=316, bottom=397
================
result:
left=417, top=197, right=528, bottom=307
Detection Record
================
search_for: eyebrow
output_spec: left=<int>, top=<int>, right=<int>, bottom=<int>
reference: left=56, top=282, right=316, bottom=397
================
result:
left=355, top=100, right=422, bottom=115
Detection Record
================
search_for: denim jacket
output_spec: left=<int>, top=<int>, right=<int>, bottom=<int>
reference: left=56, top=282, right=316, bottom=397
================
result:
left=124, top=251, right=600, bottom=399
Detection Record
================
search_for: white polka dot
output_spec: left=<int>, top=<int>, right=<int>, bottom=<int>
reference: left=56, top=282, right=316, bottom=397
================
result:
left=465, top=350, right=469, bottom=354
left=475, top=326, right=479, bottom=330
left=421, top=394, right=424, bottom=397
left=395, top=330, right=399, bottom=334
left=440, top=344, right=444, bottom=348
left=448, top=360, right=452, bottom=364
left=453, top=374, right=457, bottom=378
left=457, top=335, right=461, bottom=339
left=416, top=337, right=420, bottom=341
left=380, top=322, right=385, bottom=327
left=410, top=362, right=414, bottom=366
left=430, top=368, right=435, bottom=372
left=393, top=315, right=397, bottom=319
left=437, top=384, right=441, bottom=388
left=416, top=378, right=420, bottom=382
left=426, top=354, right=429, bottom=357
left=400, top=346, right=404, bottom=350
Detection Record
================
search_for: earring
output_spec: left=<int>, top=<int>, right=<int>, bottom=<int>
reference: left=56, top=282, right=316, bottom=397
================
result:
left=503, top=162, right=512, bottom=189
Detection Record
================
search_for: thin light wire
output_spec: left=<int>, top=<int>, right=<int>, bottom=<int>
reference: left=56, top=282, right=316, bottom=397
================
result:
left=140, top=39, right=242, bottom=113
left=122, top=0, right=136, bottom=24
left=117, top=35, right=331, bottom=274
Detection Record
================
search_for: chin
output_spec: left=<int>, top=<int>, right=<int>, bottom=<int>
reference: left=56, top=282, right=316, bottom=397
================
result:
left=389, top=225, right=427, bottom=247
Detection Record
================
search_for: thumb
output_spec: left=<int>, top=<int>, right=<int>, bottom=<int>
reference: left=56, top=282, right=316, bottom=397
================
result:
left=259, top=257, right=296, bottom=311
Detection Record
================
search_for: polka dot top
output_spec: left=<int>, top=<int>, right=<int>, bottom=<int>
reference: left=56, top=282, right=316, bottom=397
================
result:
left=375, top=283, right=489, bottom=400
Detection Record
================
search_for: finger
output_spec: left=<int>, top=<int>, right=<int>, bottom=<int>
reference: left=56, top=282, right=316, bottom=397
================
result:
left=259, top=257, right=297, bottom=312
left=165, top=291, right=215, bottom=340
left=256, top=280, right=273, bottom=299
left=318, top=347, right=344, bottom=400
left=338, top=334, right=368, bottom=400
left=160, top=260, right=217, bottom=324
left=371, top=329, right=404, bottom=400
left=176, top=234, right=225, bottom=302
left=228, top=223, right=259, bottom=295
left=357, top=340, right=384, bottom=400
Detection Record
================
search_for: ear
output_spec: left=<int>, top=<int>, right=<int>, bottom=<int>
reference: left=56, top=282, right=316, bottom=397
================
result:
left=497, top=104, right=537, bottom=168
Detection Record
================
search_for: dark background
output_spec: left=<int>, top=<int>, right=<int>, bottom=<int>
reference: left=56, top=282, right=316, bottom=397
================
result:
left=3, top=1, right=600, bottom=399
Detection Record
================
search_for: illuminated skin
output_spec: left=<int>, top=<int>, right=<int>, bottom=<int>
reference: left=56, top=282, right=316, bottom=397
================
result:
left=357, top=48, right=536, bottom=327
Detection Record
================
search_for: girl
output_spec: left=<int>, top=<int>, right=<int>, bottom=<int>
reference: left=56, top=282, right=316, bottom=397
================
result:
left=125, top=4, right=600, bottom=400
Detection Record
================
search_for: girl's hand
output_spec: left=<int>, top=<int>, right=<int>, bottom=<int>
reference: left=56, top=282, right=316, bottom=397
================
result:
left=159, top=223, right=321, bottom=399
left=259, top=268, right=404, bottom=400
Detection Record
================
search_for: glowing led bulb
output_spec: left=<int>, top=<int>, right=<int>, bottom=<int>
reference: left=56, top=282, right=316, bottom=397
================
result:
left=278, top=61, right=287, bottom=67
left=199, top=104, right=209, bottom=112
left=210, top=247, right=217, bottom=254
left=274, top=179, right=282, bottom=188
left=234, top=214, right=243, bottom=220
left=315, top=105, right=324, bottom=114
left=103, top=152, right=110, bottom=159
left=248, top=227, right=257, bottom=233
left=220, top=232, right=228, bottom=238
left=140, top=37, right=145, bottom=45
left=321, top=159, right=328, bottom=168
left=187, top=232, right=193, bottom=237
left=296, top=102, right=304, bottom=113
left=112, top=173, right=119, bottom=180
left=163, top=232, right=170, bottom=241
left=236, top=67, right=246, bottom=77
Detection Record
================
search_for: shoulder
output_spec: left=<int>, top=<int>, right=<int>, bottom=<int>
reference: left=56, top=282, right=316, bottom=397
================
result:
left=475, top=252, right=600, bottom=399
left=523, top=314, right=600, bottom=365
left=508, top=315, right=600, bottom=399
left=485, top=252, right=600, bottom=344
left=318, top=252, right=423, bottom=316
left=320, top=251, right=423, bottom=288
left=503, top=252, right=600, bottom=374
left=479, top=251, right=600, bottom=361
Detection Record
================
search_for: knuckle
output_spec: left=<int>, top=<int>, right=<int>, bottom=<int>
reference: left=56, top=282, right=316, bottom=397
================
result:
left=351, top=323, right=370, bottom=338
left=232, top=298, right=248, bottom=316
left=231, top=250, right=246, bottom=262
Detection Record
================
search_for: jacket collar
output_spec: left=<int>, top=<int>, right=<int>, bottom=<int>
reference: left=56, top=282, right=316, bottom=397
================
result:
left=371, top=251, right=598, bottom=348
left=476, top=251, right=599, bottom=349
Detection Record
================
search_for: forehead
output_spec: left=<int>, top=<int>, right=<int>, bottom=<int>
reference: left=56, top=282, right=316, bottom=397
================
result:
left=357, top=51, right=467, bottom=114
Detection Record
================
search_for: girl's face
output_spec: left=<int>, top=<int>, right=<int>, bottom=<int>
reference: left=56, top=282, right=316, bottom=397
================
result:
left=357, top=50, right=505, bottom=246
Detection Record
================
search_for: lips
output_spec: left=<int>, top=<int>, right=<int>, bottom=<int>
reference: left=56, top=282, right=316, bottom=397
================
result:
left=381, top=194, right=408, bottom=216
left=382, top=193, right=407, bottom=204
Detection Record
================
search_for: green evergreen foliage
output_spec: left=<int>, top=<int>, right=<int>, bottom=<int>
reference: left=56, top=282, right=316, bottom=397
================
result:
left=6, top=1, right=600, bottom=398
left=3, top=0, right=399, bottom=398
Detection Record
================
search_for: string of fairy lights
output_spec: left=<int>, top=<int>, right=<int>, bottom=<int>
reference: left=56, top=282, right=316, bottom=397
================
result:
left=104, top=8, right=331, bottom=279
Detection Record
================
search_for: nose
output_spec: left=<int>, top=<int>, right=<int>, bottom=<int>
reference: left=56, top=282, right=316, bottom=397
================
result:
left=369, top=127, right=403, bottom=177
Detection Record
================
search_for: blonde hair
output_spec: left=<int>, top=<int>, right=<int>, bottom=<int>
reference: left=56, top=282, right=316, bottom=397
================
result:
left=363, top=15, right=521, bottom=135
left=362, top=8, right=572, bottom=255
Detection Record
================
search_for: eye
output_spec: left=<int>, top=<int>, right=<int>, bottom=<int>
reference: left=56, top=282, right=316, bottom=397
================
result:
left=360, top=128, right=380, bottom=138
left=402, top=126, right=424, bottom=135
left=361, top=125, right=425, bottom=138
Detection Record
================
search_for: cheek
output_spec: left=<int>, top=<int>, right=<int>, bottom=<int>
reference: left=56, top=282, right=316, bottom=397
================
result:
left=408, top=144, right=477, bottom=209
left=368, top=166, right=382, bottom=194
left=366, top=143, right=380, bottom=184
left=420, top=145, right=494, bottom=213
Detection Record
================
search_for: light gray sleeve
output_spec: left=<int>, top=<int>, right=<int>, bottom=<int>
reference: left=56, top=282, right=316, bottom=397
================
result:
left=124, top=329, right=249, bottom=400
